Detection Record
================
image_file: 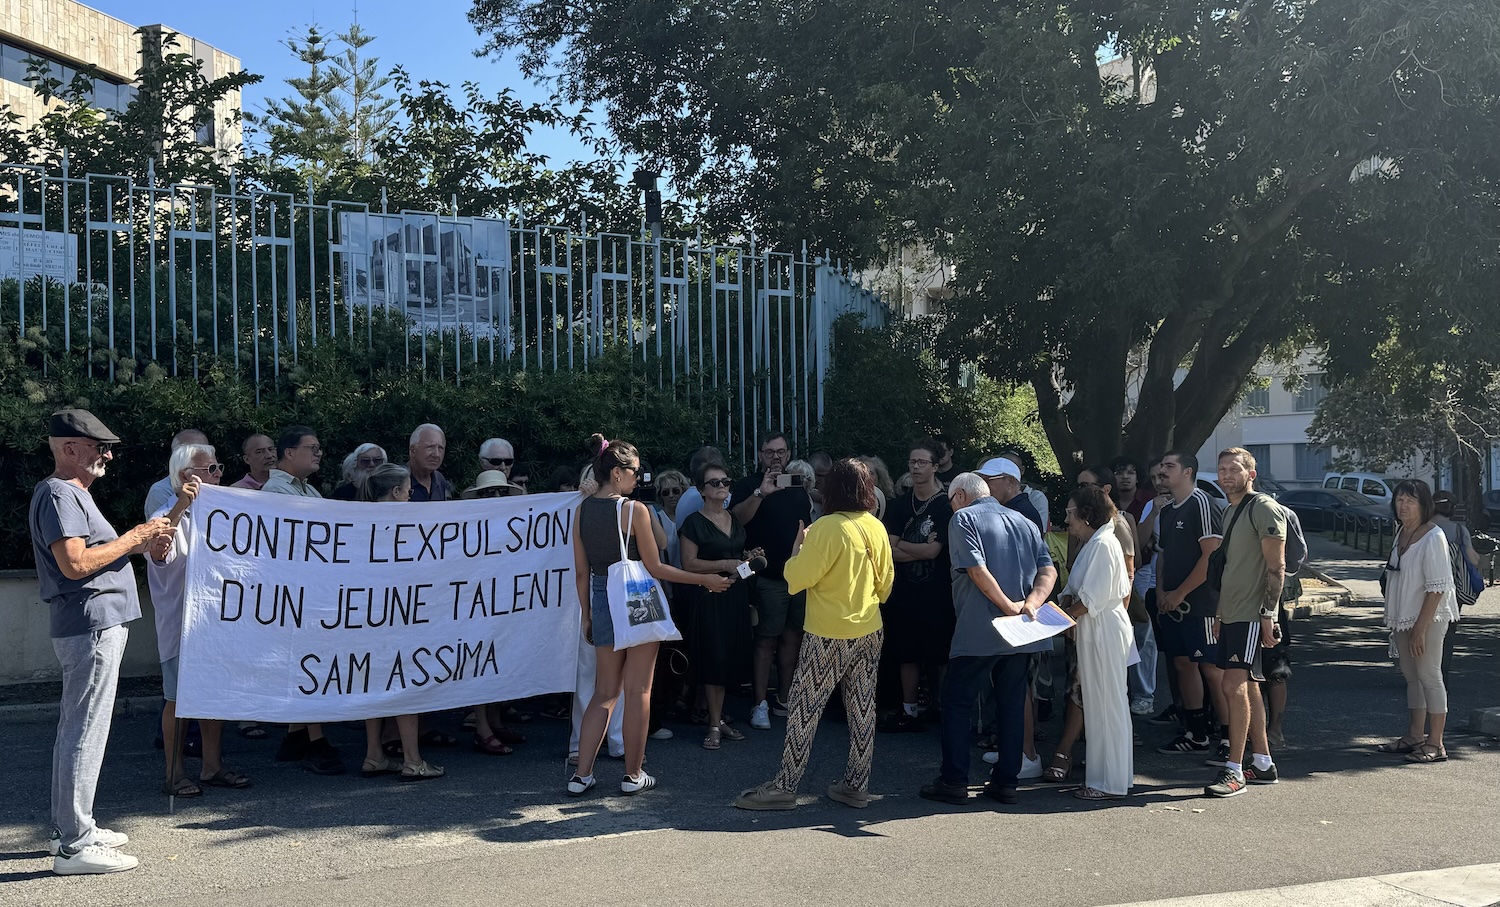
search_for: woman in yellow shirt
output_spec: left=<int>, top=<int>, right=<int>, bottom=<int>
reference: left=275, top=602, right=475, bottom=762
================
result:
left=734, top=459, right=894, bottom=811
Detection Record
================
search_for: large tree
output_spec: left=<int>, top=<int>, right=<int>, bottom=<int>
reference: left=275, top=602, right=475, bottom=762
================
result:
left=471, top=0, right=1500, bottom=473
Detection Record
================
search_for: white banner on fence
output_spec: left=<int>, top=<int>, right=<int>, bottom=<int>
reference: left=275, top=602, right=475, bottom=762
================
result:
left=176, top=486, right=581, bottom=723
left=0, top=228, right=79, bottom=282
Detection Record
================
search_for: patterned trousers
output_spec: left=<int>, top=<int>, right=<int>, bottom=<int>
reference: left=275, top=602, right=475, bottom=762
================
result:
left=772, top=629, right=884, bottom=793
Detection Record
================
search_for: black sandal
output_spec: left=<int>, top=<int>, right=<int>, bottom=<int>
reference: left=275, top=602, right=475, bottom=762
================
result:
left=418, top=729, right=460, bottom=748
left=162, top=777, right=203, bottom=797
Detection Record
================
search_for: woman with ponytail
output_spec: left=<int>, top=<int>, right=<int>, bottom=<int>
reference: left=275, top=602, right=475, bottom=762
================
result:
left=569, top=435, right=734, bottom=796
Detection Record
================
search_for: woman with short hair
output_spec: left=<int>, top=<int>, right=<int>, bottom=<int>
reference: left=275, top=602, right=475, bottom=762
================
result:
left=1051, top=486, right=1134, bottom=800
left=735, top=459, right=894, bottom=810
left=355, top=464, right=444, bottom=781
left=1378, top=479, right=1457, bottom=764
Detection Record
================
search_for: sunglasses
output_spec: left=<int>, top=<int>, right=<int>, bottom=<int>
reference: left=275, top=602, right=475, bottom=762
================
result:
left=703, top=478, right=732, bottom=488
left=190, top=464, right=226, bottom=476
left=659, top=487, right=684, bottom=496
left=80, top=440, right=114, bottom=455
left=482, top=457, right=514, bottom=467
left=357, top=456, right=386, bottom=468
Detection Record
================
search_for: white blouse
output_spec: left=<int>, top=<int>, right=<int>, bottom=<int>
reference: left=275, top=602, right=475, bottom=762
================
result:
left=1382, top=525, right=1458, bottom=631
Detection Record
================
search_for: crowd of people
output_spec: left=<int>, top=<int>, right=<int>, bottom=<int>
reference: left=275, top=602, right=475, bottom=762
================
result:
left=27, top=409, right=1468, bottom=875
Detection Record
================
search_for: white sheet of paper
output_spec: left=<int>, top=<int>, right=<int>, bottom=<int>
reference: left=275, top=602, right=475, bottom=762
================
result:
left=992, top=602, right=1075, bottom=648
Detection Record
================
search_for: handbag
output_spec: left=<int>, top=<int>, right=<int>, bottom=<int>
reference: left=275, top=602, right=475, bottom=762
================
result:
left=1206, top=494, right=1256, bottom=593
left=605, top=498, right=682, bottom=650
left=1451, top=527, right=1481, bottom=608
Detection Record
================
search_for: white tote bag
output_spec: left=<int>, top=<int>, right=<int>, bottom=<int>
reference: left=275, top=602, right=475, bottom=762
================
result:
left=606, top=498, right=682, bottom=650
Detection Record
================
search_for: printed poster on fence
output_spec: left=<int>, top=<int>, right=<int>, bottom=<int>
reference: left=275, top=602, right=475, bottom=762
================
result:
left=175, top=486, right=581, bottom=722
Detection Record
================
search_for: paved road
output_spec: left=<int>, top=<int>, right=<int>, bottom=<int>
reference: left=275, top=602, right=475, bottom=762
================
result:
left=2, top=536, right=1496, bottom=907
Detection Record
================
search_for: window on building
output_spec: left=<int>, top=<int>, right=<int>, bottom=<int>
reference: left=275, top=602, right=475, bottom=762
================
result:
left=1295, top=443, right=1332, bottom=481
left=1242, top=385, right=1270, bottom=415
left=1294, top=373, right=1329, bottom=412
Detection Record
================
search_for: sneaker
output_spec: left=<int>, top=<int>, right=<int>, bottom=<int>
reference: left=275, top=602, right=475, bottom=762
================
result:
left=879, top=712, right=924, bottom=733
left=771, top=697, right=790, bottom=718
left=1147, top=705, right=1181, bottom=726
left=826, top=780, right=869, bottom=809
left=1157, top=734, right=1210, bottom=755
left=1204, top=768, right=1248, bottom=798
left=275, top=728, right=310, bottom=762
left=1244, top=763, right=1279, bottom=785
left=649, top=727, right=674, bottom=740
left=919, top=776, right=970, bottom=805
left=749, top=701, right=771, bottom=730
left=981, top=782, right=1019, bottom=805
left=733, top=782, right=797, bottom=810
left=566, top=774, right=596, bottom=796
left=621, top=771, right=657, bottom=795
left=53, top=843, right=139, bottom=875
left=48, top=828, right=127, bottom=857
left=1130, top=698, right=1155, bottom=716
left=1206, top=740, right=1232, bottom=767
left=1018, top=753, right=1043, bottom=780
left=302, top=737, right=347, bottom=775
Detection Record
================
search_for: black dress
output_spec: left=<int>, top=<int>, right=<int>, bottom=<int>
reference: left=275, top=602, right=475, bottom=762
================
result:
left=678, top=511, right=753, bottom=688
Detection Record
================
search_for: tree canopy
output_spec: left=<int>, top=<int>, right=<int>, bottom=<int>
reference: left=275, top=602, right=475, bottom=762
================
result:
left=471, top=0, right=1500, bottom=473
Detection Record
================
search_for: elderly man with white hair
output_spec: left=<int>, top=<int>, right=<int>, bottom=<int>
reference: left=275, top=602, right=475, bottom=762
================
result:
left=919, top=472, right=1056, bottom=807
left=143, top=428, right=209, bottom=517
left=478, top=437, right=516, bottom=478
left=146, top=442, right=251, bottom=799
left=407, top=423, right=453, bottom=502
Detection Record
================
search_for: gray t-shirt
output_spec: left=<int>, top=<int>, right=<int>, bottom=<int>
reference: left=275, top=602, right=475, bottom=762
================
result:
left=29, top=477, right=142, bottom=638
left=948, top=497, right=1055, bottom=657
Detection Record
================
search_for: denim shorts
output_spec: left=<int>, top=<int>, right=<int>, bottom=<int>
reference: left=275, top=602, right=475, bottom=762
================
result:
left=589, top=574, right=616, bottom=649
left=160, top=656, right=180, bottom=702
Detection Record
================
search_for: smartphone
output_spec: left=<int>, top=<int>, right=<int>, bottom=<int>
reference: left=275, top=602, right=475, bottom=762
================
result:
left=775, top=473, right=805, bottom=488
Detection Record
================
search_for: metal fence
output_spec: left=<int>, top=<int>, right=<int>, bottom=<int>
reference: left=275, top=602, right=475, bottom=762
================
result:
left=0, top=159, right=889, bottom=465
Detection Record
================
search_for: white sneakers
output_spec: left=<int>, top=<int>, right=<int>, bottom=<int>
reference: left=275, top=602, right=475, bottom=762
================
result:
left=750, top=701, right=772, bottom=730
left=620, top=771, right=656, bottom=795
left=980, top=752, right=1043, bottom=780
left=48, top=827, right=128, bottom=857
left=52, top=841, right=138, bottom=875
left=1130, top=698, right=1156, bottom=716
left=648, top=727, right=674, bottom=740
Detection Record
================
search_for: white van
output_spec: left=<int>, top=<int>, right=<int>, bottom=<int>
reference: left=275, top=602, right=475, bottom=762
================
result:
left=1322, top=472, right=1398, bottom=504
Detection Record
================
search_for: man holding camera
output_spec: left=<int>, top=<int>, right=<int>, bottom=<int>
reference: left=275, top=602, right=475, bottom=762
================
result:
left=1203, top=448, right=1284, bottom=797
left=731, top=431, right=813, bottom=730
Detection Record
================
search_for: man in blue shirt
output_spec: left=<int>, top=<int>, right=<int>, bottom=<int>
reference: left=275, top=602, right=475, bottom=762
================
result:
left=920, top=473, right=1057, bottom=806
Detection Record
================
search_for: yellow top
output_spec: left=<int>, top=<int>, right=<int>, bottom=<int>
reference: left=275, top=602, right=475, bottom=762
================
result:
left=784, top=511, right=894, bottom=639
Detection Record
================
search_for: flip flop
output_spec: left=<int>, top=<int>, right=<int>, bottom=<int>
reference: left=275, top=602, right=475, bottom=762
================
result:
left=199, top=769, right=252, bottom=789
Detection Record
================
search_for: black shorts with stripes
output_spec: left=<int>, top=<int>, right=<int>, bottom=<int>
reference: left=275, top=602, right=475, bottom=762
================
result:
left=1216, top=620, right=1266, bottom=681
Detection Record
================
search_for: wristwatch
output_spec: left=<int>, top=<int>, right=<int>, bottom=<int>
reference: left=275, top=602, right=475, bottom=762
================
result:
left=753, top=488, right=763, bottom=498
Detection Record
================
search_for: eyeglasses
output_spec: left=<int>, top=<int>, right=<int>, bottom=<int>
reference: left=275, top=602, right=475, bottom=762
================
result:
left=190, top=464, right=226, bottom=476
left=482, top=456, right=514, bottom=467
left=908, top=459, right=934, bottom=467
left=357, top=456, right=386, bottom=468
left=659, top=487, right=684, bottom=496
left=761, top=447, right=789, bottom=457
left=77, top=440, right=114, bottom=455
left=294, top=444, right=323, bottom=455
left=703, top=478, right=732, bottom=489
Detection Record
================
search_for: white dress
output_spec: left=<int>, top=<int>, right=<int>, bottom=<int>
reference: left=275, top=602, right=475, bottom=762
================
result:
left=1063, top=522, right=1135, bottom=795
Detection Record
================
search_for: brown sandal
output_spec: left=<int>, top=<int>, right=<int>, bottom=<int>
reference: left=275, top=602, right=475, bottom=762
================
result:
left=1376, top=736, right=1423, bottom=754
left=1042, top=752, right=1072, bottom=782
left=473, top=734, right=514, bottom=756
left=1405, top=743, right=1447, bottom=764
left=702, top=726, right=722, bottom=750
left=718, top=721, right=745, bottom=742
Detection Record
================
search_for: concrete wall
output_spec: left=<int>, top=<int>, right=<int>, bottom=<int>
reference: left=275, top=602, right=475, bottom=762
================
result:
left=0, top=569, right=162, bottom=684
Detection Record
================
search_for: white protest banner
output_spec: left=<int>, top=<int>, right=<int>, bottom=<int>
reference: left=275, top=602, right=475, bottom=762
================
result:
left=175, top=485, right=581, bottom=722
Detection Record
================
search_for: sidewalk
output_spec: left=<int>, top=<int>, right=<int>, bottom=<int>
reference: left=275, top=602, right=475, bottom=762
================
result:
left=1304, top=531, right=1386, bottom=603
left=1107, top=862, right=1500, bottom=907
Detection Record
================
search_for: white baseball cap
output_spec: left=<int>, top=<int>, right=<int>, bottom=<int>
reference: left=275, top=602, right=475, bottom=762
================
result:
left=975, top=457, right=1022, bottom=480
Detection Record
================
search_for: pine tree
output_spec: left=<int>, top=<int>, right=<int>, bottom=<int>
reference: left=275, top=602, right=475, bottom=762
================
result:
left=248, top=25, right=346, bottom=180
left=327, top=23, right=396, bottom=162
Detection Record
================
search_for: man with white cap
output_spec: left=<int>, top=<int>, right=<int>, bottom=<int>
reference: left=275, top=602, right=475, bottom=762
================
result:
left=30, top=408, right=172, bottom=874
left=975, top=456, right=1045, bottom=536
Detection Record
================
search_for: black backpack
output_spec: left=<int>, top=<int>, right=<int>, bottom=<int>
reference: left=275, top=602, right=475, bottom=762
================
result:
left=1248, top=497, right=1308, bottom=575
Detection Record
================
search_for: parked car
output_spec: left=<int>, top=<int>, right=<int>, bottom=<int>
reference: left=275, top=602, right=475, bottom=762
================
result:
left=1484, top=490, right=1500, bottom=530
left=1280, top=488, right=1392, bottom=532
left=1322, top=472, right=1400, bottom=505
left=1204, top=476, right=1288, bottom=500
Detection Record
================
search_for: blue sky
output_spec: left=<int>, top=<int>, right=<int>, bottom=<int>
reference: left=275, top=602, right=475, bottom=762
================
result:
left=88, top=0, right=598, bottom=165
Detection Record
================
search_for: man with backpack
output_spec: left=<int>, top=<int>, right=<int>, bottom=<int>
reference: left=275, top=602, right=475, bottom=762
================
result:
left=1203, top=448, right=1286, bottom=798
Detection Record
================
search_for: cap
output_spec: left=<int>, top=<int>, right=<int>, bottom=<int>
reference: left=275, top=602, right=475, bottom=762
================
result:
left=461, top=469, right=524, bottom=499
left=49, top=408, right=121, bottom=444
left=975, top=457, right=1022, bottom=480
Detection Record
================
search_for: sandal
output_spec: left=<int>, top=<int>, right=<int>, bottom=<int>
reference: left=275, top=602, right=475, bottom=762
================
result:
left=418, top=729, right=460, bottom=748
left=1073, top=785, right=1125, bottom=800
left=718, top=721, right=745, bottom=742
left=382, top=740, right=404, bottom=758
left=702, top=726, right=722, bottom=750
left=1042, top=752, right=1072, bottom=783
left=1406, top=743, right=1447, bottom=764
left=492, top=726, right=526, bottom=746
left=162, top=777, right=203, bottom=798
left=1377, top=736, right=1424, bottom=754
left=503, top=705, right=535, bottom=723
left=238, top=722, right=268, bottom=740
left=400, top=760, right=446, bottom=781
left=361, top=756, right=401, bottom=777
left=199, top=769, right=252, bottom=789
left=473, top=734, right=514, bottom=756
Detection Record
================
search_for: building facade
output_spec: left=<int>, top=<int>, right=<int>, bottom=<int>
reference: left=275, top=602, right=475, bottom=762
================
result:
left=0, top=0, right=241, bottom=151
